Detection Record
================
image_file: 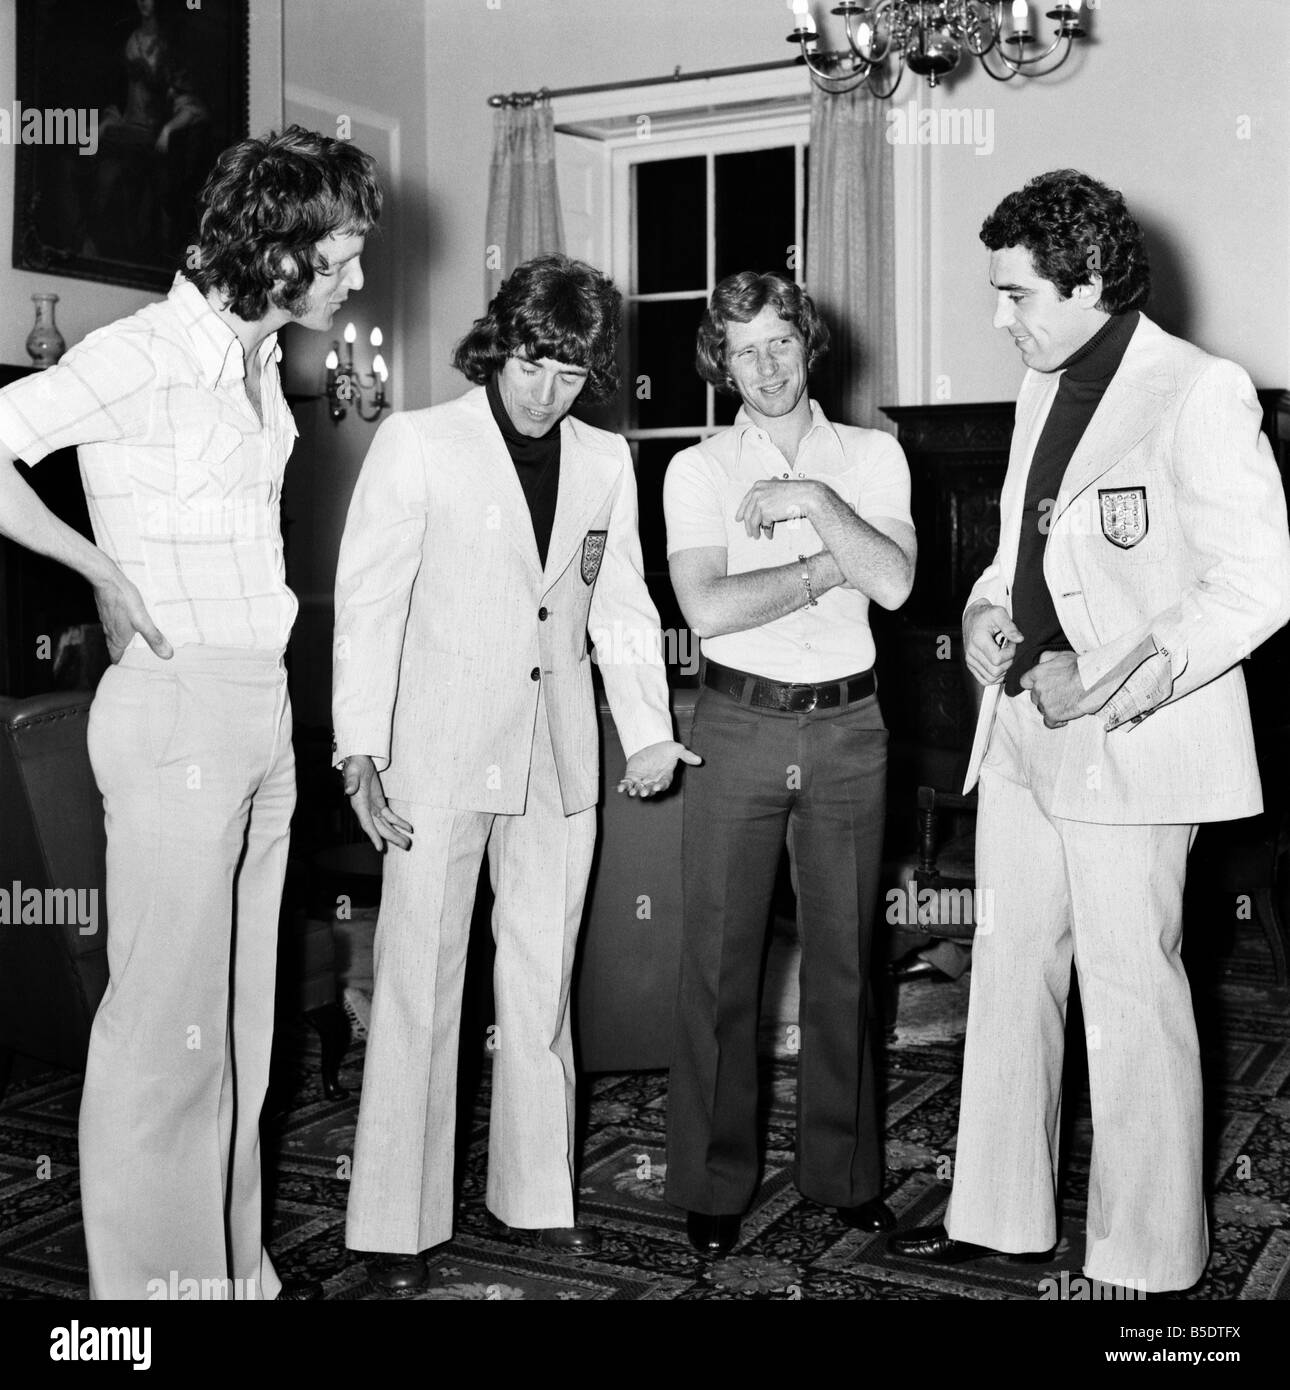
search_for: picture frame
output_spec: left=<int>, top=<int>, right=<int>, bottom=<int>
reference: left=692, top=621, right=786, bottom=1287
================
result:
left=12, top=0, right=250, bottom=293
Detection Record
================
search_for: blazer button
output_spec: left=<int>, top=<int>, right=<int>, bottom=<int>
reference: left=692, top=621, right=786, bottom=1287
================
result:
left=538, top=606, right=548, bottom=621
left=530, top=667, right=541, bottom=681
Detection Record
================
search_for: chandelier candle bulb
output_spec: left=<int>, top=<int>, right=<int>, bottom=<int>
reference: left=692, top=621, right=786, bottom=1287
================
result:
left=1011, top=0, right=1032, bottom=41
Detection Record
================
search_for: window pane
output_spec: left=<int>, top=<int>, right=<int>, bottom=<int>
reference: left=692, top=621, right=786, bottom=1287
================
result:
left=628, top=299, right=706, bottom=430
left=715, top=146, right=795, bottom=283
left=634, top=157, right=706, bottom=293
left=634, top=436, right=700, bottom=616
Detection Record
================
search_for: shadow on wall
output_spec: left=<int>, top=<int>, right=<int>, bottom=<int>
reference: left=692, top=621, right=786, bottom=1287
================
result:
left=1139, top=216, right=1192, bottom=343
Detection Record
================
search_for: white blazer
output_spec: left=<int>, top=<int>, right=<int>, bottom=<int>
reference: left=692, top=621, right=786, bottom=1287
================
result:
left=332, top=387, right=673, bottom=815
left=963, top=315, right=1290, bottom=823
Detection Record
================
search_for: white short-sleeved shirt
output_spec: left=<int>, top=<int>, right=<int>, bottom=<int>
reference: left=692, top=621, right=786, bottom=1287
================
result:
left=663, top=400, right=912, bottom=682
left=0, top=277, right=298, bottom=652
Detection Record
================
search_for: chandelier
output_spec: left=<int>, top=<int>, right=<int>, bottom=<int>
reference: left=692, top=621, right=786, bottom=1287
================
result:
left=787, top=0, right=1087, bottom=97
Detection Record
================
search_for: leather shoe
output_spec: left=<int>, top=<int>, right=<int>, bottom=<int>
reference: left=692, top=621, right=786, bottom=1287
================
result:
left=687, top=1211, right=740, bottom=1257
left=530, top=1225, right=601, bottom=1255
left=889, top=1223, right=1053, bottom=1264
left=366, top=1251, right=428, bottom=1294
left=892, top=957, right=953, bottom=984
left=835, top=1197, right=897, bottom=1233
left=888, top=1223, right=994, bottom=1263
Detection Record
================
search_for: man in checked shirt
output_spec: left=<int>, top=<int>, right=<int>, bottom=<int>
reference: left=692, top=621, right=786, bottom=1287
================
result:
left=0, top=126, right=380, bottom=1300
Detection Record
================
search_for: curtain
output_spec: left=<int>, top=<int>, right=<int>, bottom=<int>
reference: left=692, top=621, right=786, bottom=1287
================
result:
left=805, top=84, right=898, bottom=433
left=484, top=99, right=566, bottom=303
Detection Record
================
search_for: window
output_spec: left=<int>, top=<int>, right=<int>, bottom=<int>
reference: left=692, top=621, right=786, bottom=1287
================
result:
left=554, top=80, right=812, bottom=635
left=620, top=132, right=808, bottom=621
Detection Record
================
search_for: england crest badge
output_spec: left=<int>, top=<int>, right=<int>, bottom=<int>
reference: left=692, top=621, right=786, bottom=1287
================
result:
left=581, top=530, right=608, bottom=585
left=1098, top=487, right=1148, bottom=549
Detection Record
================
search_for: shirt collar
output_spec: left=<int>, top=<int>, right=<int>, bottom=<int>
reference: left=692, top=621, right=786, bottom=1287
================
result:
left=731, top=398, right=843, bottom=466
left=169, top=274, right=281, bottom=389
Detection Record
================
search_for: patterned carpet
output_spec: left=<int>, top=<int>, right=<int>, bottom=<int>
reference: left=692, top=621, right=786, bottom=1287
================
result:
left=1, top=907, right=1288, bottom=1305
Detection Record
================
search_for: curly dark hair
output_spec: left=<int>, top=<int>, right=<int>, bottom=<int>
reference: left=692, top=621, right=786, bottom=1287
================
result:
left=452, top=254, right=623, bottom=402
left=980, top=169, right=1150, bottom=314
left=695, top=272, right=829, bottom=394
left=183, top=125, right=382, bottom=321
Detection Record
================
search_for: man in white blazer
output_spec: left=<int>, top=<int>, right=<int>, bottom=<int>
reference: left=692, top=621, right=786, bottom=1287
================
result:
left=332, top=255, right=697, bottom=1292
left=892, top=171, right=1290, bottom=1293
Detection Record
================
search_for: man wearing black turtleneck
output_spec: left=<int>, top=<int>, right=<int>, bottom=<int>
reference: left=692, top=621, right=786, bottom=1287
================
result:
left=332, top=255, right=697, bottom=1293
left=892, top=171, right=1290, bottom=1294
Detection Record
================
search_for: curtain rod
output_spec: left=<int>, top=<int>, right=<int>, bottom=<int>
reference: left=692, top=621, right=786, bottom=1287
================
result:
left=487, top=59, right=802, bottom=108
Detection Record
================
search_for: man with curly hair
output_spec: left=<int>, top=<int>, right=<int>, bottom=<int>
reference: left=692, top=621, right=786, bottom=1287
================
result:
left=0, top=124, right=381, bottom=1299
left=662, top=272, right=916, bottom=1255
left=333, top=253, right=696, bottom=1292
left=892, top=170, right=1290, bottom=1293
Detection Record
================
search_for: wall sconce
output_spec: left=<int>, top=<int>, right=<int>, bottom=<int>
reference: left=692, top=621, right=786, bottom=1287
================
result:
left=325, top=322, right=390, bottom=423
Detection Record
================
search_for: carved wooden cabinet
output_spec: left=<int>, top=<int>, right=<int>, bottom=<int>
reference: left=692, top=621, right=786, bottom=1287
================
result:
left=872, top=402, right=1014, bottom=790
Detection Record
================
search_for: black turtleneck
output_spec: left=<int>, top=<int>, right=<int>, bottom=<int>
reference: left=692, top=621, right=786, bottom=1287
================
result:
left=485, top=373, right=561, bottom=568
left=1005, top=309, right=1140, bottom=697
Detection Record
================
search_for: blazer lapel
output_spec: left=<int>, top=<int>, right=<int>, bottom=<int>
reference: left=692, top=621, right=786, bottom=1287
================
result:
left=542, top=417, right=619, bottom=589
left=462, top=388, right=543, bottom=579
left=1051, top=315, right=1175, bottom=523
left=998, top=369, right=1058, bottom=593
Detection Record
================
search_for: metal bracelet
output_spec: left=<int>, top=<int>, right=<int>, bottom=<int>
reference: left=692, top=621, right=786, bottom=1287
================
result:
left=798, top=553, right=818, bottom=607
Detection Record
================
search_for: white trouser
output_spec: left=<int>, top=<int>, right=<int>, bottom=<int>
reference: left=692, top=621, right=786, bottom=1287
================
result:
left=946, top=691, right=1206, bottom=1292
left=82, top=645, right=293, bottom=1300
left=346, top=699, right=596, bottom=1254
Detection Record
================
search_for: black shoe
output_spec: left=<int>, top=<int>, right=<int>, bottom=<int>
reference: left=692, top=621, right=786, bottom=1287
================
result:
left=686, top=1211, right=741, bottom=1257
left=835, top=1197, right=897, bottom=1233
left=892, top=958, right=953, bottom=984
left=488, top=1215, right=602, bottom=1256
left=276, top=1278, right=323, bottom=1301
left=888, top=1223, right=994, bottom=1262
left=531, top=1225, right=601, bottom=1255
left=890, top=1223, right=1053, bottom=1264
left=365, top=1251, right=428, bottom=1294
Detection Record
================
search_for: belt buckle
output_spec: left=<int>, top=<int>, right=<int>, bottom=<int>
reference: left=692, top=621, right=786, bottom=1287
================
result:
left=793, top=683, right=818, bottom=713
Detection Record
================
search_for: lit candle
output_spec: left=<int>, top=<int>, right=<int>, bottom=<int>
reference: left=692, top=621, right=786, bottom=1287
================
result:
left=343, top=322, right=357, bottom=344
left=324, top=348, right=339, bottom=371
left=372, top=353, right=388, bottom=383
left=1012, top=0, right=1029, bottom=26
left=370, top=326, right=383, bottom=348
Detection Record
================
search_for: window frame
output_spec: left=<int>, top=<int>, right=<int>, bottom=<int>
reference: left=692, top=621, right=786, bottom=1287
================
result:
left=611, top=120, right=810, bottom=447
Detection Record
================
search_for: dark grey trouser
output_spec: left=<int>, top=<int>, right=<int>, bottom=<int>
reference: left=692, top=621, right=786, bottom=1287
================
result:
left=665, top=683, right=888, bottom=1214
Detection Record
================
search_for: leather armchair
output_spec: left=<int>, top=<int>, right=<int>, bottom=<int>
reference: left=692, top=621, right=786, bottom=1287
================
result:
left=0, top=692, right=108, bottom=1090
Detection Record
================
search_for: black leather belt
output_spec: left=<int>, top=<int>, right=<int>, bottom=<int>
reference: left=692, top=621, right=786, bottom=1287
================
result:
left=702, top=659, right=876, bottom=712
